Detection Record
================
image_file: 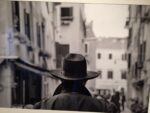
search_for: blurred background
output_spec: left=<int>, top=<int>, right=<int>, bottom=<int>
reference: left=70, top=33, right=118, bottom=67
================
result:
left=0, top=1, right=149, bottom=113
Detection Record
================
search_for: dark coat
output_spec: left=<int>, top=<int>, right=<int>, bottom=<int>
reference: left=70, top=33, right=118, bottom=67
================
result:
left=121, top=95, right=126, bottom=103
left=111, top=94, right=120, bottom=113
left=35, top=83, right=109, bottom=112
left=96, top=95, right=118, bottom=113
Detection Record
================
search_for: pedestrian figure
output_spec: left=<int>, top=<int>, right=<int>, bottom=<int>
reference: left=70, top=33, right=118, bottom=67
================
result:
left=120, top=88, right=126, bottom=111
left=34, top=53, right=110, bottom=112
left=111, top=91, right=121, bottom=113
left=130, top=99, right=143, bottom=113
left=121, top=92, right=126, bottom=111
left=96, top=94, right=118, bottom=113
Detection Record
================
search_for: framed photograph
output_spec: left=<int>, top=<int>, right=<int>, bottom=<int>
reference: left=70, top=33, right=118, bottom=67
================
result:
left=0, top=0, right=149, bottom=113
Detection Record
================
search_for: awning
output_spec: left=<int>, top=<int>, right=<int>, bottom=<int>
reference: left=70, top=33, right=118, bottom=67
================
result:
left=132, top=79, right=144, bottom=88
left=14, top=62, right=50, bottom=76
left=12, top=58, right=55, bottom=78
left=0, top=59, right=5, bottom=65
left=0, top=56, right=18, bottom=66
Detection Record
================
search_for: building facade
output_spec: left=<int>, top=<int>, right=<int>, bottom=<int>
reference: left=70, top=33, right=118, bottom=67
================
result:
left=0, top=1, right=59, bottom=107
left=126, top=5, right=150, bottom=109
left=84, top=21, right=97, bottom=94
left=95, top=38, right=128, bottom=96
left=54, top=3, right=86, bottom=68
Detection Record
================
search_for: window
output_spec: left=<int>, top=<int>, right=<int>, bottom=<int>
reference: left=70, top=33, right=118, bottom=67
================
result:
left=12, top=1, right=20, bottom=32
left=56, top=42, right=69, bottom=68
left=142, top=41, right=146, bottom=62
left=109, top=53, right=112, bottom=59
left=28, top=51, right=34, bottom=63
left=46, top=2, right=49, bottom=14
left=128, top=53, right=131, bottom=69
left=85, top=44, right=88, bottom=53
left=41, top=20, right=45, bottom=50
left=24, top=9, right=31, bottom=40
left=97, top=70, right=102, bottom=79
left=128, top=28, right=132, bottom=48
left=107, top=71, right=113, bottom=79
left=97, top=53, right=101, bottom=59
left=122, top=53, right=127, bottom=61
left=36, top=23, right=41, bottom=48
left=121, top=71, right=127, bottom=79
left=61, top=7, right=73, bottom=21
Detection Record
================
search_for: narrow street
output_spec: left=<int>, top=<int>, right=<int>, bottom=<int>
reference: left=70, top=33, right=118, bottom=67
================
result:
left=120, top=104, right=132, bottom=113
left=121, top=107, right=131, bottom=113
left=0, top=1, right=149, bottom=113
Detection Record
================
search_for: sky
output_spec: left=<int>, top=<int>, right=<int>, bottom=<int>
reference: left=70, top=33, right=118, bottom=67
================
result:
left=84, top=4, right=129, bottom=38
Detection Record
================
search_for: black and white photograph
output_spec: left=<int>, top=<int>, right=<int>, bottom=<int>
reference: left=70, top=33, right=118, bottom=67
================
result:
left=0, top=1, right=149, bottom=113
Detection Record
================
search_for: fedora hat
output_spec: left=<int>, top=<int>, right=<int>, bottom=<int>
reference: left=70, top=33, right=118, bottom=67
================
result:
left=49, top=53, right=99, bottom=80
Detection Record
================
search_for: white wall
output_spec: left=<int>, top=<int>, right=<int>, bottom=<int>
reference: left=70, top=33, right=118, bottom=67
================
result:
left=55, top=3, right=85, bottom=54
left=0, top=1, right=14, bottom=107
left=39, top=2, right=59, bottom=98
left=0, top=64, right=13, bottom=107
left=95, top=48, right=127, bottom=92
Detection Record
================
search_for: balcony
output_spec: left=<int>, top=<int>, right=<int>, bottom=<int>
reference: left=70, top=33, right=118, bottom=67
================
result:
left=141, top=11, right=150, bottom=23
left=61, top=16, right=73, bottom=21
left=39, top=50, right=51, bottom=58
left=132, top=78, right=144, bottom=91
left=61, top=20, right=70, bottom=26
left=61, top=7, right=73, bottom=26
left=136, top=61, right=143, bottom=69
left=14, top=32, right=30, bottom=45
left=27, top=44, right=34, bottom=51
left=132, top=79, right=144, bottom=89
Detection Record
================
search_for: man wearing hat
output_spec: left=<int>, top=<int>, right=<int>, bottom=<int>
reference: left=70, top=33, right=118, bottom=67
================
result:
left=34, top=53, right=109, bottom=112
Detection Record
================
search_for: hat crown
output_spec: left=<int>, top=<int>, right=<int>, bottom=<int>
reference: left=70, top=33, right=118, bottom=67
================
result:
left=63, top=53, right=87, bottom=78
left=49, top=53, right=98, bottom=80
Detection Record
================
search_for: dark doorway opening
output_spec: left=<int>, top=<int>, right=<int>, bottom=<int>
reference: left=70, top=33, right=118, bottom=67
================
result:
left=12, top=66, right=42, bottom=106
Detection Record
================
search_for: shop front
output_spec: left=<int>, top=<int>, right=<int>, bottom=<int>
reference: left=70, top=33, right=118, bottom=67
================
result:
left=0, top=58, right=54, bottom=108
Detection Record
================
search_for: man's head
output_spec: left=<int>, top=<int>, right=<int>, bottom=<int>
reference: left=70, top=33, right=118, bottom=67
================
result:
left=115, top=91, right=120, bottom=96
left=49, top=53, right=99, bottom=81
left=62, top=79, right=87, bottom=86
left=61, top=80, right=87, bottom=91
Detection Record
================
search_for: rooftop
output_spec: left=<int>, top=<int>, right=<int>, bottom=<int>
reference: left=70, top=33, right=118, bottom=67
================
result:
left=97, top=37, right=127, bottom=50
left=86, top=21, right=95, bottom=37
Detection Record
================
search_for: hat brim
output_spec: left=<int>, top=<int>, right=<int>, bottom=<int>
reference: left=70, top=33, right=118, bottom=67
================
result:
left=49, top=69, right=99, bottom=81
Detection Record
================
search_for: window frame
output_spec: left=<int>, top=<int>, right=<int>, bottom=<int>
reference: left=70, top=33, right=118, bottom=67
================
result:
left=61, top=7, right=73, bottom=21
left=122, top=53, right=127, bottom=61
left=97, top=53, right=101, bottom=59
left=85, top=43, right=88, bottom=53
left=107, top=70, right=113, bottom=79
left=121, top=70, right=127, bottom=80
left=24, top=9, right=31, bottom=40
left=108, top=53, right=112, bottom=60
left=12, top=1, right=20, bottom=32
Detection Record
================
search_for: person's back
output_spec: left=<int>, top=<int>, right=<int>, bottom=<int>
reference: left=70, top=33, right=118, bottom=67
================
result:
left=35, top=53, right=110, bottom=112
left=97, top=95, right=118, bottom=113
left=111, top=92, right=120, bottom=113
left=41, top=92, right=107, bottom=112
left=122, top=95, right=126, bottom=103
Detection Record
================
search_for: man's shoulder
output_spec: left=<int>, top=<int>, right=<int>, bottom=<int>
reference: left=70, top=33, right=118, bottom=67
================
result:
left=37, top=93, right=110, bottom=112
left=45, top=93, right=107, bottom=105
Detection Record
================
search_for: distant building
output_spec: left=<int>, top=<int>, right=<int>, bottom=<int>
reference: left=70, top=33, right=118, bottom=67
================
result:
left=126, top=5, right=150, bottom=108
left=54, top=3, right=86, bottom=68
left=84, top=21, right=97, bottom=94
left=0, top=1, right=59, bottom=107
left=86, top=21, right=95, bottom=38
left=95, top=38, right=128, bottom=96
